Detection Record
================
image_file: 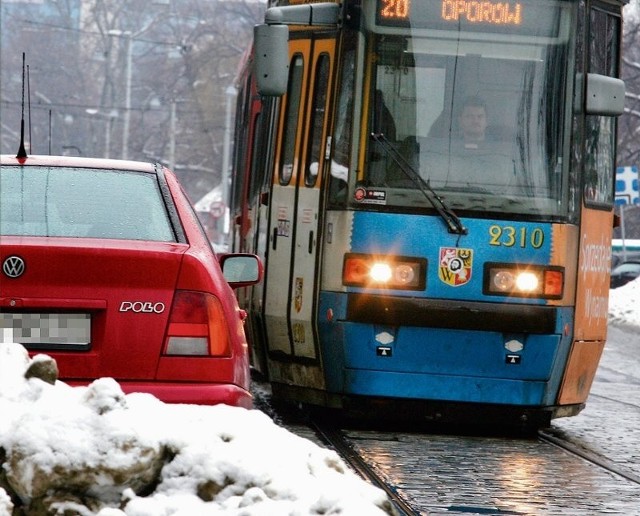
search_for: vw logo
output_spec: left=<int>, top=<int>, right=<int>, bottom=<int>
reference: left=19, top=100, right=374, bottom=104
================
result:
left=2, top=256, right=26, bottom=278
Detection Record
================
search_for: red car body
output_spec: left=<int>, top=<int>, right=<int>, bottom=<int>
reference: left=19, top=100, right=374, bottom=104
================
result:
left=0, top=155, right=262, bottom=407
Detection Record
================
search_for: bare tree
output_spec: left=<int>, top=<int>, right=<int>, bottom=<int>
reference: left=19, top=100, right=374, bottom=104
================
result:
left=618, top=0, right=640, bottom=167
left=0, top=0, right=263, bottom=201
left=0, top=0, right=93, bottom=156
left=611, top=0, right=640, bottom=240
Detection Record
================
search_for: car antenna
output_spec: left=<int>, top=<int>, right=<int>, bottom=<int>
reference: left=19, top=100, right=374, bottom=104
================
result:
left=16, top=52, right=28, bottom=159
left=27, top=63, right=33, bottom=155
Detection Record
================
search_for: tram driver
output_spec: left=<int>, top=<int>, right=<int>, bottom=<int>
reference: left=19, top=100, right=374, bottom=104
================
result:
left=458, top=96, right=489, bottom=148
left=433, top=95, right=520, bottom=194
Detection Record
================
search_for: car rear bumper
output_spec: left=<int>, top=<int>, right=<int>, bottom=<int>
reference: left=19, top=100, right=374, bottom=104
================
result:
left=67, top=380, right=253, bottom=408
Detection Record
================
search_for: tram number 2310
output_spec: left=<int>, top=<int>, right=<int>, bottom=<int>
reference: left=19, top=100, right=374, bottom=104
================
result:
left=489, top=225, right=545, bottom=249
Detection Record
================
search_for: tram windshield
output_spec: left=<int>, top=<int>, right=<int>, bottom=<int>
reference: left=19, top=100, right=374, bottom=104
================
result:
left=357, top=0, right=575, bottom=218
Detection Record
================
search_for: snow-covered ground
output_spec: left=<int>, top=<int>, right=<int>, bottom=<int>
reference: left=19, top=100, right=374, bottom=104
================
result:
left=0, top=354, right=391, bottom=515
left=1, top=279, right=639, bottom=515
left=607, top=276, right=640, bottom=327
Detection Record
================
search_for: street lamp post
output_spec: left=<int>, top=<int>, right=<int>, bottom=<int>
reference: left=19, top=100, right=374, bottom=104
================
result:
left=122, top=32, right=133, bottom=160
left=222, top=85, right=237, bottom=210
left=107, top=29, right=134, bottom=160
left=169, top=98, right=177, bottom=171
left=107, top=14, right=181, bottom=162
left=86, top=109, right=119, bottom=159
left=220, top=85, right=237, bottom=242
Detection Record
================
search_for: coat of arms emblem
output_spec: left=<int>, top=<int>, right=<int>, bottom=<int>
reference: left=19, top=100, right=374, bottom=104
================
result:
left=438, top=247, right=473, bottom=286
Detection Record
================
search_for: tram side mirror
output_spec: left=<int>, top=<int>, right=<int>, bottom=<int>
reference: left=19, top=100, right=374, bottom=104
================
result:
left=577, top=73, right=626, bottom=116
left=254, top=24, right=289, bottom=97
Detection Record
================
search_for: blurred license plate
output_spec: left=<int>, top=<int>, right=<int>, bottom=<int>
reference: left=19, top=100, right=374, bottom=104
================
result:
left=0, top=313, right=91, bottom=350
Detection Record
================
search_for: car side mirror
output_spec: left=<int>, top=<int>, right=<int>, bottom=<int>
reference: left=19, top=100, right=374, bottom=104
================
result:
left=219, top=254, right=263, bottom=288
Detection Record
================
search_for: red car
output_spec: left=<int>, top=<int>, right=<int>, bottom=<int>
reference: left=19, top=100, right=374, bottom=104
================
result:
left=0, top=154, right=262, bottom=407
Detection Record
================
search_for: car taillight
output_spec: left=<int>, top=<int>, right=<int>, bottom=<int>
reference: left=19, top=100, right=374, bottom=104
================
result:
left=164, top=290, right=231, bottom=357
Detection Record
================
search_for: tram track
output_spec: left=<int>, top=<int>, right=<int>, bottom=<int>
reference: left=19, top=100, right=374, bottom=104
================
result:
left=254, top=379, right=640, bottom=514
left=309, top=419, right=421, bottom=516
left=590, top=389, right=640, bottom=411
left=537, top=429, right=640, bottom=486
left=301, top=413, right=640, bottom=515
left=539, top=391, right=640, bottom=487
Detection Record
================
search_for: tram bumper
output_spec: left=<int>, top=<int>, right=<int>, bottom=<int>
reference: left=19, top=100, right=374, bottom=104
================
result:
left=319, top=292, right=574, bottom=415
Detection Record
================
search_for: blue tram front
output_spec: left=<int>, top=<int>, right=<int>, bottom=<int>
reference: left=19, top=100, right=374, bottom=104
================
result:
left=231, top=0, right=626, bottom=426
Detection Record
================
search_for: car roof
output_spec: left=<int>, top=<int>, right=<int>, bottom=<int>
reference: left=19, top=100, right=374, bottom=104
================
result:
left=0, top=154, right=158, bottom=173
left=613, top=261, right=640, bottom=268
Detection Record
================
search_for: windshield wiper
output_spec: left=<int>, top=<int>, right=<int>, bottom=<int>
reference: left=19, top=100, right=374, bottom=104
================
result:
left=370, top=132, right=468, bottom=235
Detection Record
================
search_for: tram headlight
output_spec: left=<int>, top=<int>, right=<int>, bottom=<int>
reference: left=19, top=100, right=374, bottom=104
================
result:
left=515, top=271, right=539, bottom=292
left=485, top=263, right=564, bottom=299
left=343, top=253, right=426, bottom=290
left=492, top=270, right=515, bottom=291
left=370, top=262, right=392, bottom=282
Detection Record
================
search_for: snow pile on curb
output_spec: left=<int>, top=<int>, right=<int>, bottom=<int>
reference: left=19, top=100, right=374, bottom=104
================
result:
left=0, top=342, right=394, bottom=515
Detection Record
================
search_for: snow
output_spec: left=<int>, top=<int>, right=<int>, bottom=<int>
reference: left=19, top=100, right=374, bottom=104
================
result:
left=1, top=279, right=639, bottom=515
left=607, top=276, right=640, bottom=327
left=0, top=348, right=390, bottom=515
left=624, top=0, right=640, bottom=22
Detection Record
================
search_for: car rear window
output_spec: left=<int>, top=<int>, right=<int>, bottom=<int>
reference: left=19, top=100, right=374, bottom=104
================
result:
left=0, top=166, right=176, bottom=242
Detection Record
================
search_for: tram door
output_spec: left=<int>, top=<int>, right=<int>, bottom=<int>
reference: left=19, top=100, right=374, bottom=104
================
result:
left=264, top=36, right=335, bottom=361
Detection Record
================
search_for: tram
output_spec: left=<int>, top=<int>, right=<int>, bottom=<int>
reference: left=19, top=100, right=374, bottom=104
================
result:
left=230, top=0, right=626, bottom=427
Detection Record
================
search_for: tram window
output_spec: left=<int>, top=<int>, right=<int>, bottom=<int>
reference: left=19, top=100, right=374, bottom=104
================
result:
left=248, top=112, right=265, bottom=202
left=328, top=34, right=356, bottom=207
left=280, top=54, right=304, bottom=186
left=305, top=53, right=330, bottom=188
left=231, top=78, right=252, bottom=213
left=589, top=7, right=619, bottom=77
left=583, top=8, right=620, bottom=207
left=361, top=19, right=574, bottom=218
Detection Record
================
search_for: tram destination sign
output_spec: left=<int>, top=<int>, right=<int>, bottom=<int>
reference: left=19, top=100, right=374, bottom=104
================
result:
left=376, top=0, right=562, bottom=37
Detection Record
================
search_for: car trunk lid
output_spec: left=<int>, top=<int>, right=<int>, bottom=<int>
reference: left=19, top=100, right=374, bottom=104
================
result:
left=0, top=237, right=187, bottom=381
